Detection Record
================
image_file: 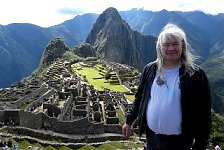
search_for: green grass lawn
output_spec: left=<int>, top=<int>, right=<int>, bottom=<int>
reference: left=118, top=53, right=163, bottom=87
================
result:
left=72, top=63, right=136, bottom=102
left=116, top=107, right=126, bottom=125
left=96, top=141, right=142, bottom=150
left=73, top=66, right=129, bottom=93
left=17, top=140, right=31, bottom=149
left=125, top=94, right=135, bottom=102
left=76, top=145, right=99, bottom=150
left=0, top=136, right=143, bottom=150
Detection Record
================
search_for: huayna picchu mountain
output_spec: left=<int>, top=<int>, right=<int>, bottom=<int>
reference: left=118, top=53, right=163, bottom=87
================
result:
left=85, top=7, right=157, bottom=71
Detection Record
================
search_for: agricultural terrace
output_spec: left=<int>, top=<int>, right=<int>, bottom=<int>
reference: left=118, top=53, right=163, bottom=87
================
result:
left=71, top=62, right=135, bottom=102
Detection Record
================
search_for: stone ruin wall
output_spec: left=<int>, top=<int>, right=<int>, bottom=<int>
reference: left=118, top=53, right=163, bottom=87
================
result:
left=1, top=109, right=105, bottom=135
left=0, top=109, right=21, bottom=125
left=43, top=103, right=61, bottom=118
left=6, top=126, right=87, bottom=144
left=6, top=126, right=125, bottom=148
left=19, top=110, right=43, bottom=129
left=14, top=84, right=49, bottom=108
left=104, top=124, right=122, bottom=134
left=41, top=114, right=104, bottom=134
left=58, top=95, right=73, bottom=120
left=0, top=111, right=4, bottom=121
left=25, top=88, right=56, bottom=112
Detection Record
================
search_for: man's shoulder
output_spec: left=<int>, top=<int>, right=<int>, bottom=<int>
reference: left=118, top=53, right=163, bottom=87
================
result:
left=144, top=61, right=157, bottom=69
left=141, top=61, right=157, bottom=75
left=191, top=64, right=206, bottom=74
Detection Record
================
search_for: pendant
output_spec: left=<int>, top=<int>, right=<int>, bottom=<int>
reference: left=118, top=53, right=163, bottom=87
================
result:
left=156, top=76, right=165, bottom=86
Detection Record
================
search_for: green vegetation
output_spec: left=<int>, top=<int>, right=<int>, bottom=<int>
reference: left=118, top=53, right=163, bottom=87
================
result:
left=116, top=108, right=126, bottom=125
left=0, top=127, right=9, bottom=133
left=97, top=143, right=121, bottom=150
left=17, top=140, right=31, bottom=149
left=210, top=110, right=224, bottom=149
left=96, top=141, right=142, bottom=150
left=94, top=64, right=108, bottom=73
left=0, top=135, right=143, bottom=150
left=202, top=55, right=224, bottom=114
left=72, top=62, right=136, bottom=126
left=44, top=145, right=57, bottom=150
left=62, top=51, right=81, bottom=62
left=72, top=43, right=96, bottom=58
left=33, top=143, right=46, bottom=149
left=76, top=145, right=98, bottom=150
left=71, top=62, right=137, bottom=103
left=125, top=94, right=135, bottom=102
left=0, top=128, right=61, bottom=143
left=19, top=100, right=34, bottom=109
left=72, top=63, right=128, bottom=92
left=59, top=146, right=72, bottom=150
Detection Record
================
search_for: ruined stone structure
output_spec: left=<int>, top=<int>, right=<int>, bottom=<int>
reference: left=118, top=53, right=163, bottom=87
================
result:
left=0, top=60, right=138, bottom=145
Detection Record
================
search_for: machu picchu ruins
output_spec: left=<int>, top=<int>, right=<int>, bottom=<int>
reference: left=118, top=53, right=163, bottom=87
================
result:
left=0, top=59, right=142, bottom=149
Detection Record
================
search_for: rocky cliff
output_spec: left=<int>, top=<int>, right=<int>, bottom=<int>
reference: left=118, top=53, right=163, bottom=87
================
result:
left=36, top=38, right=70, bottom=74
left=85, top=7, right=157, bottom=70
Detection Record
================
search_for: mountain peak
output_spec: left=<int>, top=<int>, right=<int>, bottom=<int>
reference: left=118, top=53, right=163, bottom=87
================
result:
left=36, top=38, right=70, bottom=74
left=85, top=7, right=124, bottom=45
left=103, top=7, right=120, bottom=18
left=96, top=7, right=122, bottom=25
left=85, top=7, right=157, bottom=70
left=44, top=38, right=69, bottom=59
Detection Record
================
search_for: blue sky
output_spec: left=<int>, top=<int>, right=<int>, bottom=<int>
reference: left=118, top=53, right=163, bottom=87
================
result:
left=0, top=0, right=223, bottom=27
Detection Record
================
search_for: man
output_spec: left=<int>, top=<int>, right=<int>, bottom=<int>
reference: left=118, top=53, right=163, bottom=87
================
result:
left=122, top=24, right=212, bottom=150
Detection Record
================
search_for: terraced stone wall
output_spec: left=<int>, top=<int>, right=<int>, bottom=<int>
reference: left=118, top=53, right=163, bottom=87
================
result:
left=20, top=110, right=42, bottom=129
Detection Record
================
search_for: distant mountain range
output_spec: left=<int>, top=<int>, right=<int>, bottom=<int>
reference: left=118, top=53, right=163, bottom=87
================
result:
left=0, top=14, right=98, bottom=88
left=1, top=7, right=224, bottom=114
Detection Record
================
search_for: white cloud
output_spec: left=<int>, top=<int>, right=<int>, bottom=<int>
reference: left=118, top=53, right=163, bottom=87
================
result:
left=57, top=8, right=84, bottom=15
left=0, top=0, right=223, bottom=27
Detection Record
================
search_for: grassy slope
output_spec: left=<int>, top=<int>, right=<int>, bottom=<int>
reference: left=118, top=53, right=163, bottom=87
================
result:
left=76, top=67, right=128, bottom=92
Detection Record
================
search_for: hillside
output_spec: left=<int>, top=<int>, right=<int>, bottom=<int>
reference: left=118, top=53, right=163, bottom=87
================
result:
left=85, top=7, right=157, bottom=70
left=202, top=53, right=224, bottom=113
left=0, top=14, right=98, bottom=88
left=0, top=24, right=50, bottom=88
left=120, top=9, right=211, bottom=61
left=36, top=37, right=70, bottom=75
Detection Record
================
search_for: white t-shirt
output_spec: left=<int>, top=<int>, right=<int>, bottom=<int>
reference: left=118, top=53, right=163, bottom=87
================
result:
left=146, top=65, right=182, bottom=135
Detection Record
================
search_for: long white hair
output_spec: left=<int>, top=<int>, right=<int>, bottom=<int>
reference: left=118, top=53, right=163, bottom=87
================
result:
left=156, top=23, right=195, bottom=72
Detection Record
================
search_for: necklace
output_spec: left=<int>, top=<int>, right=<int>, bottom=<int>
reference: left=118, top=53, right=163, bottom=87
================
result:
left=156, top=75, right=169, bottom=89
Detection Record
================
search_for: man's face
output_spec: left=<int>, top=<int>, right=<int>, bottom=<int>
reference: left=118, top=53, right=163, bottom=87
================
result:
left=161, top=39, right=183, bottom=64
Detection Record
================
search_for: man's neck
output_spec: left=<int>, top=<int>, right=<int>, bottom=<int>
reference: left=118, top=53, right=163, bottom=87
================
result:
left=163, top=61, right=180, bottom=69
